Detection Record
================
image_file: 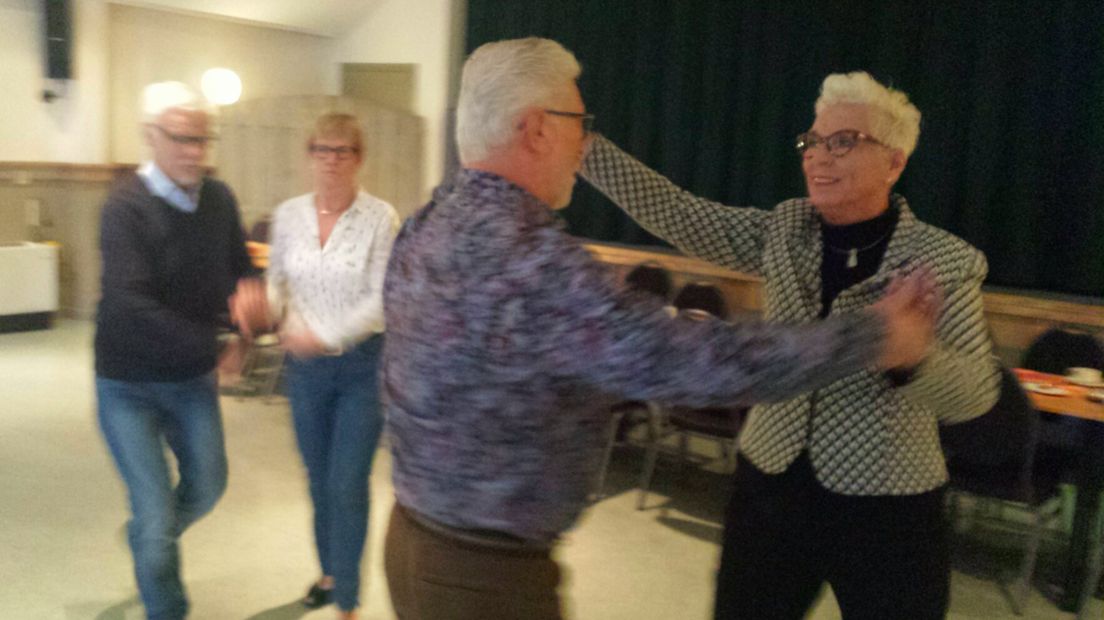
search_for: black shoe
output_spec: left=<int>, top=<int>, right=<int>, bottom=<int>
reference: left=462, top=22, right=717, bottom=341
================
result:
left=302, top=583, right=333, bottom=609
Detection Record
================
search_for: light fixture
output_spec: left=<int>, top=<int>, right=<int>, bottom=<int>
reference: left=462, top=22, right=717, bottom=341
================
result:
left=201, top=68, right=242, bottom=106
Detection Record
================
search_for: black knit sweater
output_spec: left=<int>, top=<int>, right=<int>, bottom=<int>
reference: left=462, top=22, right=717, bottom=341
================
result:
left=94, top=173, right=254, bottom=381
left=818, top=203, right=900, bottom=317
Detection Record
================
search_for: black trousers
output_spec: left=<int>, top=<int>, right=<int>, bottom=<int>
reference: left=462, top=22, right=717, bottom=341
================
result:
left=714, top=453, right=950, bottom=620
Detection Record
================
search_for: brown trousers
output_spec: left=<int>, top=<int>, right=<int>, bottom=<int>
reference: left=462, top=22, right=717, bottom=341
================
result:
left=384, top=503, right=564, bottom=620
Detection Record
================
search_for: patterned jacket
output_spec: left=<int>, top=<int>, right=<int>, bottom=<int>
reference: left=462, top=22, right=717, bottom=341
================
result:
left=582, top=136, right=1001, bottom=496
left=381, top=168, right=894, bottom=542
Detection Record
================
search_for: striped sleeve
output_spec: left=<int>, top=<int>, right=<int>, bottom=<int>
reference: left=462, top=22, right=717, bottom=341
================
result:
left=899, top=249, right=1001, bottom=423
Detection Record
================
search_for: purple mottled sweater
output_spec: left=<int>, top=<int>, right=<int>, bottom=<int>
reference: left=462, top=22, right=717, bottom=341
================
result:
left=382, top=168, right=887, bottom=542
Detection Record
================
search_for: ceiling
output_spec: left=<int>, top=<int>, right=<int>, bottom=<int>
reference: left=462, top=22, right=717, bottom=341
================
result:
left=108, top=0, right=378, bottom=37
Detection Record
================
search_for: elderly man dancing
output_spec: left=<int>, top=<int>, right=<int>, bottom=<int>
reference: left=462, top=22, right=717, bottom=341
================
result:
left=95, top=82, right=266, bottom=620
left=380, top=37, right=940, bottom=620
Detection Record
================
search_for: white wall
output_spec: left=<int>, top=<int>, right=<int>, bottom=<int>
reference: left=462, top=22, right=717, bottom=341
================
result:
left=0, top=0, right=109, bottom=163
left=328, top=0, right=463, bottom=202
left=108, top=3, right=333, bottom=163
left=0, top=0, right=464, bottom=178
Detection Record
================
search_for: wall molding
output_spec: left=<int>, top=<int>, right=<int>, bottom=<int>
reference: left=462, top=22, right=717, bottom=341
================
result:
left=0, top=162, right=135, bottom=185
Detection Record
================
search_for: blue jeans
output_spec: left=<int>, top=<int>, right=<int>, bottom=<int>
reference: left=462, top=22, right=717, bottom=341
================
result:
left=286, top=335, right=385, bottom=611
left=96, top=372, right=228, bottom=620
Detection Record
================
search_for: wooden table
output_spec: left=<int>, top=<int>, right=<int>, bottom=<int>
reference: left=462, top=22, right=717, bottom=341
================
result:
left=1015, top=369, right=1104, bottom=421
left=1013, top=368, right=1104, bottom=610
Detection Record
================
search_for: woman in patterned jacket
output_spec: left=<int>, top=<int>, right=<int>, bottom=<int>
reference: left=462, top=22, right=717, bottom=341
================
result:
left=581, top=72, right=1000, bottom=620
left=266, top=113, right=400, bottom=620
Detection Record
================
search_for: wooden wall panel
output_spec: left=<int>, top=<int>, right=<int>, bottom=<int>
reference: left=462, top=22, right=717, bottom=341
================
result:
left=216, top=95, right=425, bottom=229
left=585, top=242, right=1104, bottom=366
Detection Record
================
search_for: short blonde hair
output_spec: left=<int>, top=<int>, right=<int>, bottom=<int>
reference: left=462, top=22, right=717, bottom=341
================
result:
left=308, top=112, right=363, bottom=154
left=456, top=37, right=581, bottom=163
left=141, top=81, right=213, bottom=123
left=815, top=71, right=921, bottom=156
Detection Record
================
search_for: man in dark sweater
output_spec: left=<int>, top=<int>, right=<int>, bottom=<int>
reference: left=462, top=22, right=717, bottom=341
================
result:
left=94, top=81, right=266, bottom=620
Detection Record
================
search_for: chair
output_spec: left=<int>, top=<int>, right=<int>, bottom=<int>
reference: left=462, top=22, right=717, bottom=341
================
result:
left=237, top=335, right=286, bottom=401
left=1020, top=328, right=1104, bottom=458
left=624, top=261, right=673, bottom=301
left=1021, top=328, right=1104, bottom=377
left=943, top=365, right=1061, bottom=614
left=219, top=333, right=286, bottom=402
left=1020, top=328, right=1104, bottom=616
left=590, top=263, right=674, bottom=501
left=671, top=281, right=727, bottom=319
left=636, top=282, right=745, bottom=510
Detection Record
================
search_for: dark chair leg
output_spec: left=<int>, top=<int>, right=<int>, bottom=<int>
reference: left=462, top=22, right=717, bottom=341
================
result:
left=1076, top=516, right=1104, bottom=620
left=1009, top=506, right=1045, bottom=615
left=591, top=410, right=625, bottom=502
left=636, top=403, right=665, bottom=511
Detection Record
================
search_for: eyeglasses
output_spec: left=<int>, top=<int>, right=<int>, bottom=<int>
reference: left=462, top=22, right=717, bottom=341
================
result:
left=309, top=144, right=360, bottom=160
left=795, top=129, right=885, bottom=157
left=154, top=125, right=216, bottom=147
left=545, top=109, right=596, bottom=135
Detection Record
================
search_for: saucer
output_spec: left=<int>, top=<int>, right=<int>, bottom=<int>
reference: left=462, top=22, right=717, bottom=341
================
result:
left=1066, top=377, right=1104, bottom=388
left=1023, top=382, right=1071, bottom=396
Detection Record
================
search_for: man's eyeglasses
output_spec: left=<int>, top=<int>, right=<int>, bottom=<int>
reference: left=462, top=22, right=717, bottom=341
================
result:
left=309, top=145, right=360, bottom=160
left=545, top=110, right=596, bottom=135
left=153, top=125, right=216, bottom=147
left=795, top=129, right=885, bottom=158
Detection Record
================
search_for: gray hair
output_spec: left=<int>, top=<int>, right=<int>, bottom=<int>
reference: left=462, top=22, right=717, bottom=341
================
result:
left=141, top=81, right=214, bottom=123
left=815, top=71, right=921, bottom=156
left=456, top=37, right=581, bottom=164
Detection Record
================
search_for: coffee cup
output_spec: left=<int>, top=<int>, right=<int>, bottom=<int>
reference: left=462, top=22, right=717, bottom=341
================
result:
left=1066, top=367, right=1103, bottom=384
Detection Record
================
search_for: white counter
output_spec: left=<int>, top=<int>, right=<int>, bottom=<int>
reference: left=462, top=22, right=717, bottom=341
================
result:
left=0, top=242, right=59, bottom=316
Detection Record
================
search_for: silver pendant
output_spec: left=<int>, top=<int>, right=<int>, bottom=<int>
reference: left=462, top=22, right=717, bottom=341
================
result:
left=847, top=249, right=858, bottom=268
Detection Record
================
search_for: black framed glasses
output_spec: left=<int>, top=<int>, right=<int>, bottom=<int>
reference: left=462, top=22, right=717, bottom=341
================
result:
left=795, top=129, right=885, bottom=157
left=154, top=125, right=216, bottom=147
left=545, top=109, right=596, bottom=135
left=309, top=144, right=360, bottom=160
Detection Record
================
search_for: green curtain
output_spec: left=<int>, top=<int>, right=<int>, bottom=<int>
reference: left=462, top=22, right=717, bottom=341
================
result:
left=465, top=0, right=1104, bottom=297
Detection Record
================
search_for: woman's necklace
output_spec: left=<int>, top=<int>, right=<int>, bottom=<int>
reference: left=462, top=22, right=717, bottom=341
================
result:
left=315, top=194, right=354, bottom=215
left=824, top=230, right=892, bottom=269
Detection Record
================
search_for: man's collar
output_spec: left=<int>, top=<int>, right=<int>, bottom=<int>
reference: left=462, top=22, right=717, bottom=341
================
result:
left=138, top=162, right=202, bottom=213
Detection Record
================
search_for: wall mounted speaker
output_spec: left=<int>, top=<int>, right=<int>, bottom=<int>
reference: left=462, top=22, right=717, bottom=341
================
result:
left=43, top=0, right=72, bottom=80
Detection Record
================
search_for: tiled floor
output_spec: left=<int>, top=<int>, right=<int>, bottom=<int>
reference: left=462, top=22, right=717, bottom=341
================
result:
left=0, top=320, right=1096, bottom=619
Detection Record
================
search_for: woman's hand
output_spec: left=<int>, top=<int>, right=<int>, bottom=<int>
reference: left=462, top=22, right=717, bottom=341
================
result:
left=871, top=268, right=941, bottom=370
left=281, top=328, right=328, bottom=359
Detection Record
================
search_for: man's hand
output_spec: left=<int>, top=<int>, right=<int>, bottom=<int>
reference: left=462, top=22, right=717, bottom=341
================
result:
left=870, top=268, right=941, bottom=371
left=228, top=278, right=271, bottom=339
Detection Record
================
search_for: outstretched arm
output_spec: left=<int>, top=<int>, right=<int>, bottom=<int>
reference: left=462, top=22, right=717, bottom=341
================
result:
left=532, top=229, right=933, bottom=408
left=581, top=135, right=769, bottom=275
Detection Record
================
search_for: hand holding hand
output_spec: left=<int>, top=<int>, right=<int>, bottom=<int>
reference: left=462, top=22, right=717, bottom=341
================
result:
left=229, top=278, right=271, bottom=339
left=870, top=268, right=941, bottom=370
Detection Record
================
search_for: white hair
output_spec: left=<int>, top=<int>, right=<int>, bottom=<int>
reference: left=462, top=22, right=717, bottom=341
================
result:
left=141, top=81, right=213, bottom=123
left=815, top=71, right=921, bottom=156
left=456, top=37, right=581, bottom=164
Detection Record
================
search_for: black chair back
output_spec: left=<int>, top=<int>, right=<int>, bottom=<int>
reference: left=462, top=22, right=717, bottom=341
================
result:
left=1021, top=328, right=1104, bottom=376
left=941, top=366, right=1043, bottom=503
left=624, top=262, right=672, bottom=301
left=1021, top=328, right=1104, bottom=447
